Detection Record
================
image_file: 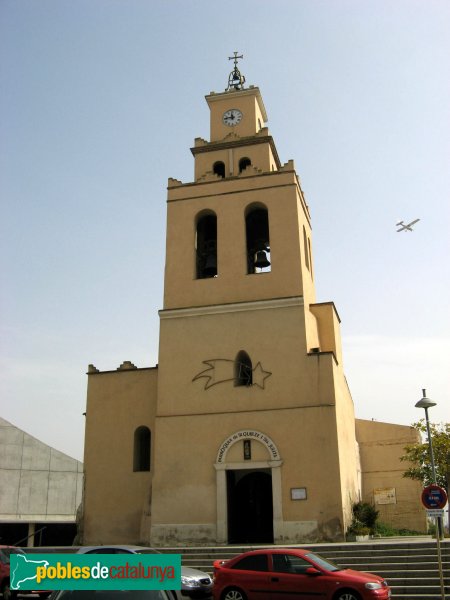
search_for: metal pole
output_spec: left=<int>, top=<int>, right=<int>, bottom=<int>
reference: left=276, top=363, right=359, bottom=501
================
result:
left=424, top=402, right=444, bottom=540
left=422, top=391, right=445, bottom=600
left=424, top=405, right=438, bottom=481
left=447, top=451, right=450, bottom=528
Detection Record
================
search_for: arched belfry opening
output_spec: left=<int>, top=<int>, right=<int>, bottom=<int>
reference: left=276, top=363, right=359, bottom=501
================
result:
left=239, top=157, right=251, bottom=173
left=213, top=161, right=225, bottom=178
left=196, top=212, right=217, bottom=279
left=234, top=350, right=253, bottom=386
left=245, top=204, right=271, bottom=273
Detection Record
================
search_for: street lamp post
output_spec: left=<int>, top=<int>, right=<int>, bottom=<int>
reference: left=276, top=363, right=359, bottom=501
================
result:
left=415, top=388, right=446, bottom=600
left=415, top=389, right=439, bottom=489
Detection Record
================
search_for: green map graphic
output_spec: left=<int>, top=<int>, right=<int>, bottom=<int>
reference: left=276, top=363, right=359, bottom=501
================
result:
left=10, top=554, right=49, bottom=589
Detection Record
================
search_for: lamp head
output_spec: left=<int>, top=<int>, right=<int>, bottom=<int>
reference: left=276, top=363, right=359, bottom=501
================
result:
left=415, top=388, right=437, bottom=410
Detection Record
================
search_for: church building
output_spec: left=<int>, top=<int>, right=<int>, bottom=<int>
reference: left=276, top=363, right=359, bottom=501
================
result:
left=82, top=59, right=425, bottom=546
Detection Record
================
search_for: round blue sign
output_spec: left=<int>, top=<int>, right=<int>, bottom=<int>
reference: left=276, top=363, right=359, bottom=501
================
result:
left=421, top=484, right=447, bottom=509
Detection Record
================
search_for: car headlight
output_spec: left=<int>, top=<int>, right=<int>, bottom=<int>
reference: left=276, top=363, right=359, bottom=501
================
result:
left=365, top=582, right=382, bottom=590
left=181, top=576, right=202, bottom=588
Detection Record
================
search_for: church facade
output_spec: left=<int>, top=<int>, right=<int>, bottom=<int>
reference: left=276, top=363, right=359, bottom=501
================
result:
left=82, top=64, right=425, bottom=546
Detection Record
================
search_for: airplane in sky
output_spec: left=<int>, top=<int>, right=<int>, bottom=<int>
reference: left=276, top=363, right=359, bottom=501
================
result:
left=396, top=219, right=420, bottom=232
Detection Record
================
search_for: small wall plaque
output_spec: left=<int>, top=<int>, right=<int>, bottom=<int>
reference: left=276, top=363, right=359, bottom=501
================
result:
left=291, top=487, right=307, bottom=500
left=374, top=487, right=396, bottom=505
left=244, top=440, right=251, bottom=460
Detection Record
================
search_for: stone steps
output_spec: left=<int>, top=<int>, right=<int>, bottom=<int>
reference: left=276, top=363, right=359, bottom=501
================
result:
left=24, top=539, right=450, bottom=599
left=159, top=538, right=450, bottom=600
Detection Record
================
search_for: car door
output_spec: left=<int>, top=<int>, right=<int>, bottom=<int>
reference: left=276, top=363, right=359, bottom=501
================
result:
left=227, top=554, right=272, bottom=600
left=268, top=553, right=328, bottom=600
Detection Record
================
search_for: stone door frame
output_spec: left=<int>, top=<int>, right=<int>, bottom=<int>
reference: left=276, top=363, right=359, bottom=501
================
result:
left=214, top=430, right=283, bottom=543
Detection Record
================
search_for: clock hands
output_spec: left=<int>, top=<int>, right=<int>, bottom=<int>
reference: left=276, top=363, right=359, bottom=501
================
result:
left=223, top=109, right=242, bottom=126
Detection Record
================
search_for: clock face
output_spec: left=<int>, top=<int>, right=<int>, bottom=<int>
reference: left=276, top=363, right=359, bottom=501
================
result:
left=223, top=109, right=243, bottom=126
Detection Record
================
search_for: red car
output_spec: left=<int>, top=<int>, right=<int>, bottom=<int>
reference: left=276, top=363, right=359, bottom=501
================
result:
left=0, top=545, right=51, bottom=600
left=213, top=549, right=391, bottom=600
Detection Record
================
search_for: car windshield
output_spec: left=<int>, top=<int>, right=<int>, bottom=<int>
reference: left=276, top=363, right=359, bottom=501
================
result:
left=305, top=553, right=342, bottom=572
left=80, top=547, right=160, bottom=555
left=1, top=548, right=26, bottom=563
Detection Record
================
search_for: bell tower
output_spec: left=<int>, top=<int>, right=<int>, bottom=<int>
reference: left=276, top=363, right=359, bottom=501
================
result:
left=162, top=55, right=316, bottom=315
left=150, top=57, right=359, bottom=545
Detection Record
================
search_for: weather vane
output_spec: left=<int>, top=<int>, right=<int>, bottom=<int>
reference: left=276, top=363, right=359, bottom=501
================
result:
left=227, top=51, right=246, bottom=91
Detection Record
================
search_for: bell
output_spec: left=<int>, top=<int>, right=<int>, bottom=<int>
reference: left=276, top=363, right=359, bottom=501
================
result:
left=203, top=253, right=217, bottom=277
left=254, top=249, right=270, bottom=269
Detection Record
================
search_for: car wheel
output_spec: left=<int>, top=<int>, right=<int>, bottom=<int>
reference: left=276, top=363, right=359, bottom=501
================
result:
left=334, top=590, right=361, bottom=600
left=222, top=588, right=247, bottom=600
left=2, top=584, right=18, bottom=600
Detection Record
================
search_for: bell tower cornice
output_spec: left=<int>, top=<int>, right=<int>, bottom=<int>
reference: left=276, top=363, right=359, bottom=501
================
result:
left=190, top=132, right=281, bottom=170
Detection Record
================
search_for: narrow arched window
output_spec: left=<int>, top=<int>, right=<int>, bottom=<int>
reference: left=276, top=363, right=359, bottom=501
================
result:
left=213, top=161, right=225, bottom=178
left=308, top=238, right=313, bottom=277
left=133, top=426, right=151, bottom=472
left=235, top=351, right=253, bottom=387
left=239, top=157, right=251, bottom=173
left=196, top=212, right=217, bottom=279
left=245, top=205, right=271, bottom=274
left=303, top=226, right=310, bottom=271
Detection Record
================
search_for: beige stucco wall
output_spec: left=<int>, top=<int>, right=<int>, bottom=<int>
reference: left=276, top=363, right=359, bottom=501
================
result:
left=310, top=303, right=342, bottom=364
left=356, top=419, right=427, bottom=532
left=157, top=302, right=333, bottom=417
left=150, top=405, right=347, bottom=545
left=83, top=365, right=158, bottom=544
left=193, top=134, right=278, bottom=181
left=164, top=170, right=314, bottom=310
left=150, top=297, right=359, bottom=544
left=206, top=87, right=267, bottom=142
left=333, top=370, right=361, bottom=531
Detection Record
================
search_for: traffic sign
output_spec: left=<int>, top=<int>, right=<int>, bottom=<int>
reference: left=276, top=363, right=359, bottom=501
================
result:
left=421, top=484, right=448, bottom=509
left=426, top=509, right=445, bottom=518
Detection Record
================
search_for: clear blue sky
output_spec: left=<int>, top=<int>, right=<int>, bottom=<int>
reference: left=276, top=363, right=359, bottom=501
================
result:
left=1, top=0, right=449, bottom=461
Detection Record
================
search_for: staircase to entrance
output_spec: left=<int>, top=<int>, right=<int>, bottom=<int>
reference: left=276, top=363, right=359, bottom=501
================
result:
left=160, top=537, right=450, bottom=600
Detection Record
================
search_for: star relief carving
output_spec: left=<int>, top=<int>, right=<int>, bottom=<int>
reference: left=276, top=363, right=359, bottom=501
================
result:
left=192, top=358, right=272, bottom=390
left=251, top=362, right=272, bottom=389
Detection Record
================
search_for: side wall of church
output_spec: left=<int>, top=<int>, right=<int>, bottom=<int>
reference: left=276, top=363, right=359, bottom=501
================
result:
left=356, top=419, right=427, bottom=532
left=309, top=303, right=361, bottom=534
left=82, top=366, right=158, bottom=544
left=333, top=365, right=361, bottom=532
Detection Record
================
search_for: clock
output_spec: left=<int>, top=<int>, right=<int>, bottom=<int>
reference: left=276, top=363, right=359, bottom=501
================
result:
left=222, top=109, right=243, bottom=126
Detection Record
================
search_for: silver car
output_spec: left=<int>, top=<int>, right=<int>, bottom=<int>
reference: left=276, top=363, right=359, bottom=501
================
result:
left=76, top=546, right=212, bottom=600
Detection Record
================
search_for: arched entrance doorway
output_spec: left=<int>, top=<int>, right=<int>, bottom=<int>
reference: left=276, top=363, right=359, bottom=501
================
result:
left=215, top=430, right=283, bottom=544
left=227, top=469, right=273, bottom=543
